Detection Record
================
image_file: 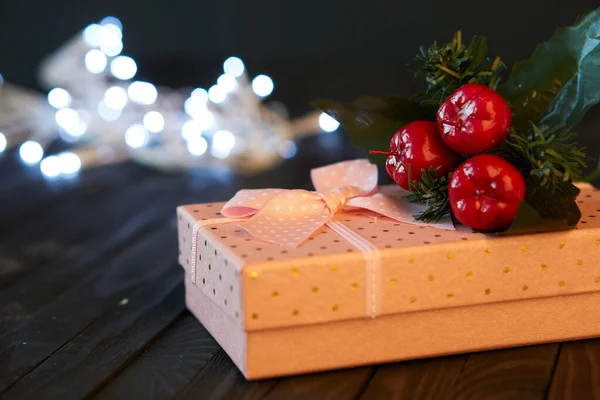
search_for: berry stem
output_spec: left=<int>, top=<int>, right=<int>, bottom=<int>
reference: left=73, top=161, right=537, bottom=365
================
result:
left=369, top=150, right=394, bottom=156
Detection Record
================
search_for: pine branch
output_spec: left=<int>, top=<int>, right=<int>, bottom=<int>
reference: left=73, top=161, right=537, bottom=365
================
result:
left=414, top=31, right=506, bottom=106
left=406, top=166, right=452, bottom=222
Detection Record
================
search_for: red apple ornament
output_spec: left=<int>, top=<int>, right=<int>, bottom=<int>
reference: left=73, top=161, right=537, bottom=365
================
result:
left=448, top=154, right=526, bottom=231
left=370, top=121, right=459, bottom=190
left=437, top=83, right=512, bottom=155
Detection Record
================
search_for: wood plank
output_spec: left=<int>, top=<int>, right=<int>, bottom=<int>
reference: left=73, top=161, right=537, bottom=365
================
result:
left=547, top=340, right=600, bottom=400
left=0, top=223, right=180, bottom=394
left=93, top=313, right=222, bottom=400
left=449, top=344, right=559, bottom=400
left=359, top=356, right=466, bottom=400
left=175, top=350, right=278, bottom=400
left=264, top=367, right=375, bottom=400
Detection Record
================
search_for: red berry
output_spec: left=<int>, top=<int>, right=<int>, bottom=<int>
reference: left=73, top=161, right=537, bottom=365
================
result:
left=437, top=83, right=512, bottom=155
left=448, top=154, right=526, bottom=231
left=370, top=121, right=458, bottom=190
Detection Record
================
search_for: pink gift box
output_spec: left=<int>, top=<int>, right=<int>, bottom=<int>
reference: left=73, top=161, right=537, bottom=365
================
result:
left=177, top=184, right=600, bottom=380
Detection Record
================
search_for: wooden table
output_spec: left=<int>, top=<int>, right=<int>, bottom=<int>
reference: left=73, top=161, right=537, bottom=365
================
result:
left=1, top=131, right=599, bottom=400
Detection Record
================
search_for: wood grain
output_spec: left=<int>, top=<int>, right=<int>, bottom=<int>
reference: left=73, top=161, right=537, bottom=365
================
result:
left=548, top=340, right=600, bottom=400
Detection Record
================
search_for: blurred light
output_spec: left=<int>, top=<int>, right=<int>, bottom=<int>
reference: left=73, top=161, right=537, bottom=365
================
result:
left=187, top=136, right=208, bottom=156
left=211, top=130, right=235, bottom=159
left=85, top=49, right=107, bottom=74
left=217, top=74, right=237, bottom=93
left=223, top=57, right=245, bottom=78
left=191, top=88, right=209, bottom=102
left=83, top=24, right=103, bottom=47
left=0, top=73, right=3, bottom=87
left=184, top=96, right=208, bottom=117
left=278, top=140, right=297, bottom=159
left=181, top=120, right=202, bottom=141
left=101, top=16, right=123, bottom=32
left=128, top=81, right=158, bottom=105
left=41, top=156, right=61, bottom=178
left=208, top=85, right=227, bottom=104
left=19, top=141, right=44, bottom=164
left=98, top=101, right=122, bottom=121
left=252, top=75, right=274, bottom=97
left=59, top=152, right=82, bottom=174
left=48, top=88, right=71, bottom=109
left=99, top=24, right=123, bottom=56
left=196, top=111, right=214, bottom=130
left=68, top=121, right=88, bottom=137
left=318, top=112, right=340, bottom=132
left=143, top=111, right=165, bottom=133
left=0, top=132, right=7, bottom=153
left=55, top=108, right=80, bottom=131
left=110, top=56, right=137, bottom=80
left=125, top=124, right=149, bottom=148
left=104, top=86, right=128, bottom=110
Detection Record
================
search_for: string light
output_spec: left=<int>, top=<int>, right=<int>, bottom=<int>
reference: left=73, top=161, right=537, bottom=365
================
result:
left=85, top=49, right=107, bottom=74
left=223, top=57, right=245, bottom=77
left=318, top=113, right=340, bottom=132
left=208, top=85, right=227, bottom=104
left=97, top=101, right=122, bottom=121
left=104, top=86, right=128, bottom=110
left=48, top=88, right=72, bottom=109
left=41, top=156, right=61, bottom=178
left=58, top=152, right=82, bottom=174
left=211, top=130, right=235, bottom=159
left=110, top=56, right=137, bottom=80
left=217, top=74, right=237, bottom=93
left=83, top=24, right=103, bottom=47
left=0, top=132, right=7, bottom=153
left=55, top=108, right=80, bottom=131
left=128, top=81, right=157, bottom=105
left=143, top=111, right=165, bottom=133
left=187, top=136, right=208, bottom=156
left=19, top=141, right=44, bottom=164
left=279, top=140, right=297, bottom=159
left=181, top=120, right=202, bottom=141
left=125, top=124, right=149, bottom=148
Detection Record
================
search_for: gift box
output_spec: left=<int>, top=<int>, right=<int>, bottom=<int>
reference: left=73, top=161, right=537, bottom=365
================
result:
left=177, top=161, right=600, bottom=380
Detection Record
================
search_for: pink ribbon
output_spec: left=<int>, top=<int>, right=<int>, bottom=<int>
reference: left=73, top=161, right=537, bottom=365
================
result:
left=221, top=159, right=452, bottom=248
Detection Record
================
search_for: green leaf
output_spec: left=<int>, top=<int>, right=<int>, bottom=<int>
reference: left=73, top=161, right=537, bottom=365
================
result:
left=499, top=8, right=600, bottom=131
left=502, top=177, right=581, bottom=235
left=311, top=96, right=436, bottom=164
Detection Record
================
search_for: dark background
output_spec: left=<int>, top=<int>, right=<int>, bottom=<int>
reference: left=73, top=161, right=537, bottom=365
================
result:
left=1, top=0, right=599, bottom=117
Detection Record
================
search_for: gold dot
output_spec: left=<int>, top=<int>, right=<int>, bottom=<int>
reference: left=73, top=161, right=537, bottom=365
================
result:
left=351, top=282, right=359, bottom=290
left=212, top=288, right=216, bottom=295
left=271, top=291, right=279, bottom=298
left=521, top=246, right=528, bottom=252
left=485, top=288, right=491, bottom=295
left=250, top=271, right=259, bottom=280
left=252, top=313, right=258, bottom=320
left=332, top=304, right=339, bottom=312
left=428, top=275, right=435, bottom=282
left=312, top=287, right=319, bottom=294
left=224, top=299, right=228, bottom=306
left=559, top=280, right=566, bottom=287
left=596, top=239, right=600, bottom=246
left=522, top=284, right=529, bottom=291
left=541, top=264, right=548, bottom=271
left=503, top=267, right=511, bottom=274
left=235, top=311, right=239, bottom=318
left=409, top=296, right=417, bottom=303
left=291, top=268, right=299, bottom=276
left=202, top=278, right=206, bottom=284
left=559, top=242, right=566, bottom=249
left=465, top=271, right=473, bottom=278
left=390, top=278, right=397, bottom=286
left=208, top=264, right=212, bottom=270
left=409, top=257, right=415, bottom=264
left=484, top=249, right=492, bottom=256
left=447, top=292, right=455, bottom=299
left=595, top=277, right=600, bottom=284
left=447, top=253, right=454, bottom=260
left=331, top=264, right=338, bottom=272
left=577, top=259, right=584, bottom=266
left=292, top=309, right=299, bottom=316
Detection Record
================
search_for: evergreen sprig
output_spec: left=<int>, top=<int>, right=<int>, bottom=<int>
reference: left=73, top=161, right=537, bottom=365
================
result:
left=414, top=31, right=505, bottom=106
left=406, top=166, right=452, bottom=222
left=491, top=123, right=588, bottom=191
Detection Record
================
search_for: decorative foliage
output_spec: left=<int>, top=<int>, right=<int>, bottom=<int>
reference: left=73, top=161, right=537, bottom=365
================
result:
left=405, top=166, right=452, bottom=222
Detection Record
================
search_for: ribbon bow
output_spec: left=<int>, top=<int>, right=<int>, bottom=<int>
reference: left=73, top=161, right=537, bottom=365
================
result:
left=221, top=159, right=453, bottom=248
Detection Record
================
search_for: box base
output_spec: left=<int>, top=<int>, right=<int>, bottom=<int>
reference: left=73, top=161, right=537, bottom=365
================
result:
left=185, top=277, right=600, bottom=380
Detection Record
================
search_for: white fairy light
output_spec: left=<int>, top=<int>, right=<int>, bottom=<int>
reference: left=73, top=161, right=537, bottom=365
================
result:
left=125, top=124, right=149, bottom=148
left=99, top=24, right=123, bottom=57
left=223, top=57, right=245, bottom=78
left=104, top=86, right=128, bottom=110
left=187, top=136, right=208, bottom=156
left=208, top=85, right=227, bottom=104
left=85, top=49, right=107, bottom=73
left=217, top=74, right=237, bottom=93
left=128, top=81, right=158, bottom=105
left=68, top=121, right=88, bottom=137
left=191, top=88, right=209, bottom=102
left=58, top=151, right=82, bottom=174
left=195, top=111, right=214, bottom=130
left=143, top=111, right=165, bottom=133
left=184, top=96, right=208, bottom=118
left=110, top=56, right=137, bottom=80
left=318, top=112, right=340, bottom=132
left=41, top=156, right=61, bottom=178
left=279, top=140, right=297, bottom=159
left=0, top=132, right=7, bottom=153
left=97, top=101, right=122, bottom=121
left=252, top=75, right=274, bottom=97
left=83, top=24, right=103, bottom=47
left=211, top=130, right=235, bottom=159
left=48, top=88, right=72, bottom=109
left=181, top=120, right=202, bottom=141
left=101, top=16, right=123, bottom=32
left=19, top=141, right=44, bottom=164
left=55, top=108, right=80, bottom=131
